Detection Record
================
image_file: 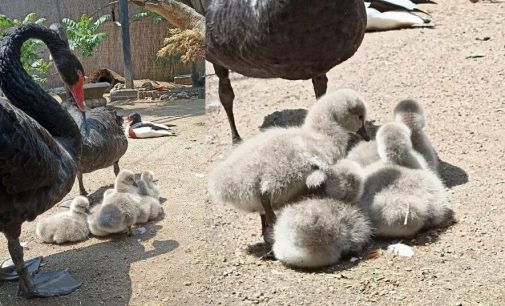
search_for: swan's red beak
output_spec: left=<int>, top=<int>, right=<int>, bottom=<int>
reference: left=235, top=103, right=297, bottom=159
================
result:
left=70, top=70, right=87, bottom=112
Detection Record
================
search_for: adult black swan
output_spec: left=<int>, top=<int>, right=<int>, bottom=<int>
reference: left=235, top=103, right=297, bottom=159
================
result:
left=0, top=24, right=86, bottom=298
left=206, top=0, right=367, bottom=143
left=50, top=23, right=128, bottom=197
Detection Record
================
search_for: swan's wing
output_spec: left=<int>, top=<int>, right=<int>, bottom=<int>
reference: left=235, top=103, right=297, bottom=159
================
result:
left=0, top=99, right=60, bottom=194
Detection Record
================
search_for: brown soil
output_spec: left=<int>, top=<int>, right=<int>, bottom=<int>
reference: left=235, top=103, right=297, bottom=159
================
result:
left=0, top=98, right=208, bottom=305
left=205, top=0, right=505, bottom=305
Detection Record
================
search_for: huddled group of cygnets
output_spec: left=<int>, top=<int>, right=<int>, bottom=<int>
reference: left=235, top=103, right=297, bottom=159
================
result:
left=208, top=88, right=454, bottom=269
left=35, top=170, right=163, bottom=244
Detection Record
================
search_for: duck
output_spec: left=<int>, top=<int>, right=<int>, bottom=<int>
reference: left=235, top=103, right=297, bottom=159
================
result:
left=365, top=0, right=434, bottom=31
left=208, top=89, right=369, bottom=244
left=347, top=99, right=438, bottom=170
left=50, top=23, right=129, bottom=197
left=359, top=122, right=453, bottom=238
left=126, top=112, right=175, bottom=139
left=206, top=0, right=367, bottom=143
left=87, top=170, right=141, bottom=236
left=0, top=23, right=85, bottom=298
left=35, top=196, right=90, bottom=244
left=272, top=160, right=371, bottom=269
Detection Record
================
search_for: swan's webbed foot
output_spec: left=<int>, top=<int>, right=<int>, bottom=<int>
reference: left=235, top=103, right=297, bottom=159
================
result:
left=20, top=270, right=81, bottom=298
left=7, top=238, right=80, bottom=298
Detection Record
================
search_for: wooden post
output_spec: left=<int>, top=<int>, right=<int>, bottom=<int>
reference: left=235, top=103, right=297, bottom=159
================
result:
left=119, top=0, right=134, bottom=88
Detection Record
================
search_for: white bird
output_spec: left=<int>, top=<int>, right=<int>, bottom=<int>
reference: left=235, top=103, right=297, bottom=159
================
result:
left=126, top=113, right=175, bottom=139
left=208, top=89, right=369, bottom=244
left=36, top=196, right=90, bottom=244
left=360, top=122, right=453, bottom=238
left=87, top=170, right=141, bottom=236
left=365, top=0, right=435, bottom=31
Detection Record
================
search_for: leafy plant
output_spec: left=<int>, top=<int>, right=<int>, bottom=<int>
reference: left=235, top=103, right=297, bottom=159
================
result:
left=0, top=13, right=52, bottom=83
left=62, top=14, right=110, bottom=57
left=133, top=10, right=165, bottom=25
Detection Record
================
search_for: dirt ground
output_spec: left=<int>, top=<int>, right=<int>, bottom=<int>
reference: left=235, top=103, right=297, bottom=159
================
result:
left=0, top=97, right=209, bottom=305
left=205, top=1, right=505, bottom=305
left=1, top=1, right=504, bottom=305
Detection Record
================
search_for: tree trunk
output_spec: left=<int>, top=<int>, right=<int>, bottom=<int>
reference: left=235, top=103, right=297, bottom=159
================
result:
left=131, top=0, right=204, bottom=34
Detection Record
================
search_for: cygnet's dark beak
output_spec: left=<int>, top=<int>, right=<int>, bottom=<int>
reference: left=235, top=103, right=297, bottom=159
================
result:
left=357, top=122, right=370, bottom=141
left=132, top=180, right=139, bottom=187
left=85, top=208, right=91, bottom=214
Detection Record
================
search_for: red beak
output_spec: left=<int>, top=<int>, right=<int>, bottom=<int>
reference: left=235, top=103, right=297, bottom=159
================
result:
left=126, top=115, right=132, bottom=123
left=69, top=71, right=87, bottom=112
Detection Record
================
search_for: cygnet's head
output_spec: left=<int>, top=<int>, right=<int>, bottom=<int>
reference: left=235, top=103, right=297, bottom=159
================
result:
left=394, top=99, right=425, bottom=131
left=376, top=122, right=412, bottom=162
left=304, top=88, right=369, bottom=140
left=324, top=159, right=364, bottom=203
left=70, top=196, right=90, bottom=214
left=141, top=170, right=155, bottom=183
left=115, top=169, right=138, bottom=192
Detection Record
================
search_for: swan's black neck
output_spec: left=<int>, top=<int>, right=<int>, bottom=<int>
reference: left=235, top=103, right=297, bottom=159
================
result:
left=0, top=25, right=81, bottom=155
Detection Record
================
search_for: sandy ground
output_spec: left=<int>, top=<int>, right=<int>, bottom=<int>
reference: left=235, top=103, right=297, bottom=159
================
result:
left=205, top=0, right=505, bottom=305
left=0, top=97, right=209, bottom=305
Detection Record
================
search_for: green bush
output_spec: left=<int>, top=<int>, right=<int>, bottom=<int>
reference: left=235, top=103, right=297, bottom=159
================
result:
left=0, top=13, right=52, bottom=84
left=62, top=14, right=110, bottom=57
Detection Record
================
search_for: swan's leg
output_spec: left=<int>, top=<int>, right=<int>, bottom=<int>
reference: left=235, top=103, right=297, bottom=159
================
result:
left=260, top=194, right=276, bottom=245
left=7, top=236, right=35, bottom=298
left=113, top=161, right=120, bottom=176
left=213, top=64, right=241, bottom=144
left=77, top=171, right=88, bottom=196
left=312, top=74, right=328, bottom=99
left=5, top=227, right=81, bottom=298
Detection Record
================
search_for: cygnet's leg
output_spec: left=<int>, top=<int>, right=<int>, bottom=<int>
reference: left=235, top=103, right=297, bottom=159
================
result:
left=260, top=194, right=277, bottom=245
left=113, top=161, right=120, bottom=176
left=5, top=227, right=80, bottom=298
left=77, top=171, right=88, bottom=196
left=214, top=64, right=241, bottom=144
left=312, top=74, right=328, bottom=99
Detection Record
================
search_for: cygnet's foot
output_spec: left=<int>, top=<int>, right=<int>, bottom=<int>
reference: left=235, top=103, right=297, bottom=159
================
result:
left=18, top=270, right=81, bottom=298
left=262, top=226, right=275, bottom=245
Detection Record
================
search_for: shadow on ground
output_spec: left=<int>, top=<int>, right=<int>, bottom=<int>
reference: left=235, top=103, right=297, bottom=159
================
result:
left=110, top=99, right=205, bottom=126
left=1, top=226, right=178, bottom=306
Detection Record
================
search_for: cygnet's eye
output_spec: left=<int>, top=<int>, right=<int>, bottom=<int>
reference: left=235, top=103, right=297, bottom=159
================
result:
left=358, top=115, right=364, bottom=121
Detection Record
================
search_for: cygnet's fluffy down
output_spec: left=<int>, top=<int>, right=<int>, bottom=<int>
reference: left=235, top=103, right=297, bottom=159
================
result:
left=36, top=196, right=90, bottom=244
left=347, top=99, right=439, bottom=172
left=360, top=122, right=452, bottom=238
left=394, top=99, right=439, bottom=173
left=87, top=170, right=140, bottom=236
left=273, top=198, right=372, bottom=269
left=208, top=89, right=369, bottom=214
left=135, top=188, right=163, bottom=224
left=137, top=171, right=159, bottom=199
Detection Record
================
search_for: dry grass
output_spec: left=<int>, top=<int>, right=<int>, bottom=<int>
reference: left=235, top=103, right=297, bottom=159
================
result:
left=157, top=28, right=205, bottom=64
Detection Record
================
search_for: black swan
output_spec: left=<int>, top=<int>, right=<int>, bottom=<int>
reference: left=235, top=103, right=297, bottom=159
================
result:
left=0, top=24, right=85, bottom=298
left=50, top=23, right=129, bottom=196
left=206, top=0, right=367, bottom=143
